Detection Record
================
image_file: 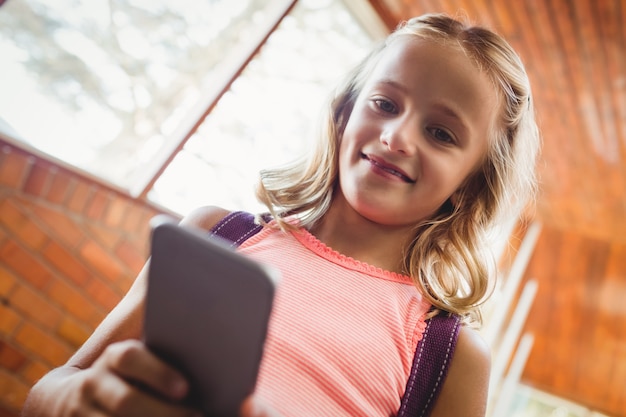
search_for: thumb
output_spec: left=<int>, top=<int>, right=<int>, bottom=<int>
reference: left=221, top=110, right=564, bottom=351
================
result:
left=239, top=396, right=283, bottom=417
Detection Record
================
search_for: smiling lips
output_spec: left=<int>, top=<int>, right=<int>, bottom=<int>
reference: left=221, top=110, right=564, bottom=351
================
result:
left=361, top=153, right=416, bottom=183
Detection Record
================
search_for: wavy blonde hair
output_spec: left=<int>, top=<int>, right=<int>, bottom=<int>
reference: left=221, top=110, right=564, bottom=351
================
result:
left=256, top=13, right=540, bottom=323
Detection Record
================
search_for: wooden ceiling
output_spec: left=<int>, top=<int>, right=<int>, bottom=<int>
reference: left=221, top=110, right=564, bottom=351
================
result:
left=369, top=1, right=626, bottom=416
left=370, top=0, right=626, bottom=244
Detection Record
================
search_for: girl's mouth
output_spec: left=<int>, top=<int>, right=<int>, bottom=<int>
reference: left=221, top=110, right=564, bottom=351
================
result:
left=361, top=153, right=416, bottom=183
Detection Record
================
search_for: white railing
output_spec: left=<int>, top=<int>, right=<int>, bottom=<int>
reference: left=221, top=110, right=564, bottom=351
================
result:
left=483, top=221, right=541, bottom=416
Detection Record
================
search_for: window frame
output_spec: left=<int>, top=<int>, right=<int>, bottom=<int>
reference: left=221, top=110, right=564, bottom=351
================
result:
left=130, top=0, right=297, bottom=199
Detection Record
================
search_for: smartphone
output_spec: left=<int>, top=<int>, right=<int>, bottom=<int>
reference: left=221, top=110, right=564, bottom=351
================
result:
left=143, top=215, right=279, bottom=416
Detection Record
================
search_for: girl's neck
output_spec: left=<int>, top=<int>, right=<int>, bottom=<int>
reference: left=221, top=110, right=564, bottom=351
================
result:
left=307, top=197, right=415, bottom=275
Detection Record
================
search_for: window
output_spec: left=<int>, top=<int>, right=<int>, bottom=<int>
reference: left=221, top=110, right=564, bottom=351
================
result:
left=0, top=0, right=386, bottom=214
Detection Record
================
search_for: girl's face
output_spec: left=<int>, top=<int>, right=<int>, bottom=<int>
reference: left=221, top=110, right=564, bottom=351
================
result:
left=337, top=36, right=500, bottom=227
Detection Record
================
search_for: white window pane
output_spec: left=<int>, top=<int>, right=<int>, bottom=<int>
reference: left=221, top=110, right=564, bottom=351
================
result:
left=0, top=0, right=284, bottom=188
left=149, top=0, right=380, bottom=215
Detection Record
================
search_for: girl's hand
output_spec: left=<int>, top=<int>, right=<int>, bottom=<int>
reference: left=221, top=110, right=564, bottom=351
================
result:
left=54, top=339, right=200, bottom=417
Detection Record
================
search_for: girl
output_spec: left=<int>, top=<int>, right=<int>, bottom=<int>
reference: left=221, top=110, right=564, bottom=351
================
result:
left=22, top=13, right=539, bottom=417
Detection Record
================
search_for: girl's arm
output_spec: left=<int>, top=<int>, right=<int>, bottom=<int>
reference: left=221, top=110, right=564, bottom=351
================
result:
left=429, top=326, right=491, bottom=417
left=21, top=206, right=230, bottom=417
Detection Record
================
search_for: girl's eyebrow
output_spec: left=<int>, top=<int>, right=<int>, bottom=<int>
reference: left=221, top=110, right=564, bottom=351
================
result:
left=431, top=102, right=470, bottom=138
left=376, top=78, right=411, bottom=95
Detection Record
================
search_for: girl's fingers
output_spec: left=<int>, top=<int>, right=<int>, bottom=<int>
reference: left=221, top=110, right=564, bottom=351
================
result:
left=86, top=367, right=200, bottom=417
left=95, top=339, right=189, bottom=401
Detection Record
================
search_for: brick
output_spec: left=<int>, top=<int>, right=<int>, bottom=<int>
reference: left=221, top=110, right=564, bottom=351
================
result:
left=41, top=241, right=91, bottom=286
left=5, top=195, right=32, bottom=211
left=115, top=239, right=146, bottom=273
left=0, top=241, right=53, bottom=290
left=30, top=205, right=84, bottom=248
left=114, top=275, right=135, bottom=295
left=79, top=240, right=125, bottom=284
left=0, top=305, right=21, bottom=336
left=84, top=188, right=110, bottom=222
left=120, top=205, right=144, bottom=234
left=0, top=267, right=17, bottom=297
left=9, top=285, right=62, bottom=330
left=136, top=208, right=156, bottom=239
left=45, top=279, right=100, bottom=325
left=22, top=162, right=51, bottom=197
left=85, top=279, right=122, bottom=311
left=0, top=341, right=27, bottom=372
left=45, top=168, right=72, bottom=205
left=19, top=359, right=50, bottom=385
left=66, top=180, right=92, bottom=214
left=14, top=323, right=72, bottom=367
left=57, top=316, right=91, bottom=349
left=119, top=205, right=155, bottom=244
left=13, top=219, right=48, bottom=251
left=0, top=201, right=48, bottom=250
left=86, top=223, right=121, bottom=250
left=0, top=199, right=26, bottom=229
left=0, top=148, right=32, bottom=189
left=86, top=309, right=106, bottom=330
left=0, top=369, right=30, bottom=413
left=103, top=196, right=129, bottom=228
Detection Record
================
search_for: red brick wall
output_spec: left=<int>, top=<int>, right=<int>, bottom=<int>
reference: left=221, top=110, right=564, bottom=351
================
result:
left=0, top=140, right=171, bottom=415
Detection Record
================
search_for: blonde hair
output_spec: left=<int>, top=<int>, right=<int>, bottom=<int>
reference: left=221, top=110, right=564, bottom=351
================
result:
left=256, top=13, right=540, bottom=323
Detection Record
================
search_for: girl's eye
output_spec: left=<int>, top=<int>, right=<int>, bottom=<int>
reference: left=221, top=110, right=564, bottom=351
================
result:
left=373, top=99, right=397, bottom=114
left=428, top=127, right=456, bottom=145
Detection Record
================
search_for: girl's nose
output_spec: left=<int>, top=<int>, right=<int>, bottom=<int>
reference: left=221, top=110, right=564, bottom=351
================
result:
left=379, top=123, right=418, bottom=155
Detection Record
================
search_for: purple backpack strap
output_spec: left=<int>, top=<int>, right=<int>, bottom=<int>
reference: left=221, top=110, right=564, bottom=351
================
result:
left=209, top=211, right=264, bottom=247
left=398, top=312, right=462, bottom=417
left=210, top=211, right=462, bottom=417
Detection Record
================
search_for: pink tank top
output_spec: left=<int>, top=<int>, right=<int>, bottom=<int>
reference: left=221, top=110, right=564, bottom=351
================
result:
left=239, top=225, right=430, bottom=416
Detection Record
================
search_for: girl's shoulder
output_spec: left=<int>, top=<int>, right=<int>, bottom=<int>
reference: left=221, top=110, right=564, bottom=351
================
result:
left=179, top=205, right=231, bottom=232
left=430, top=326, right=491, bottom=417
